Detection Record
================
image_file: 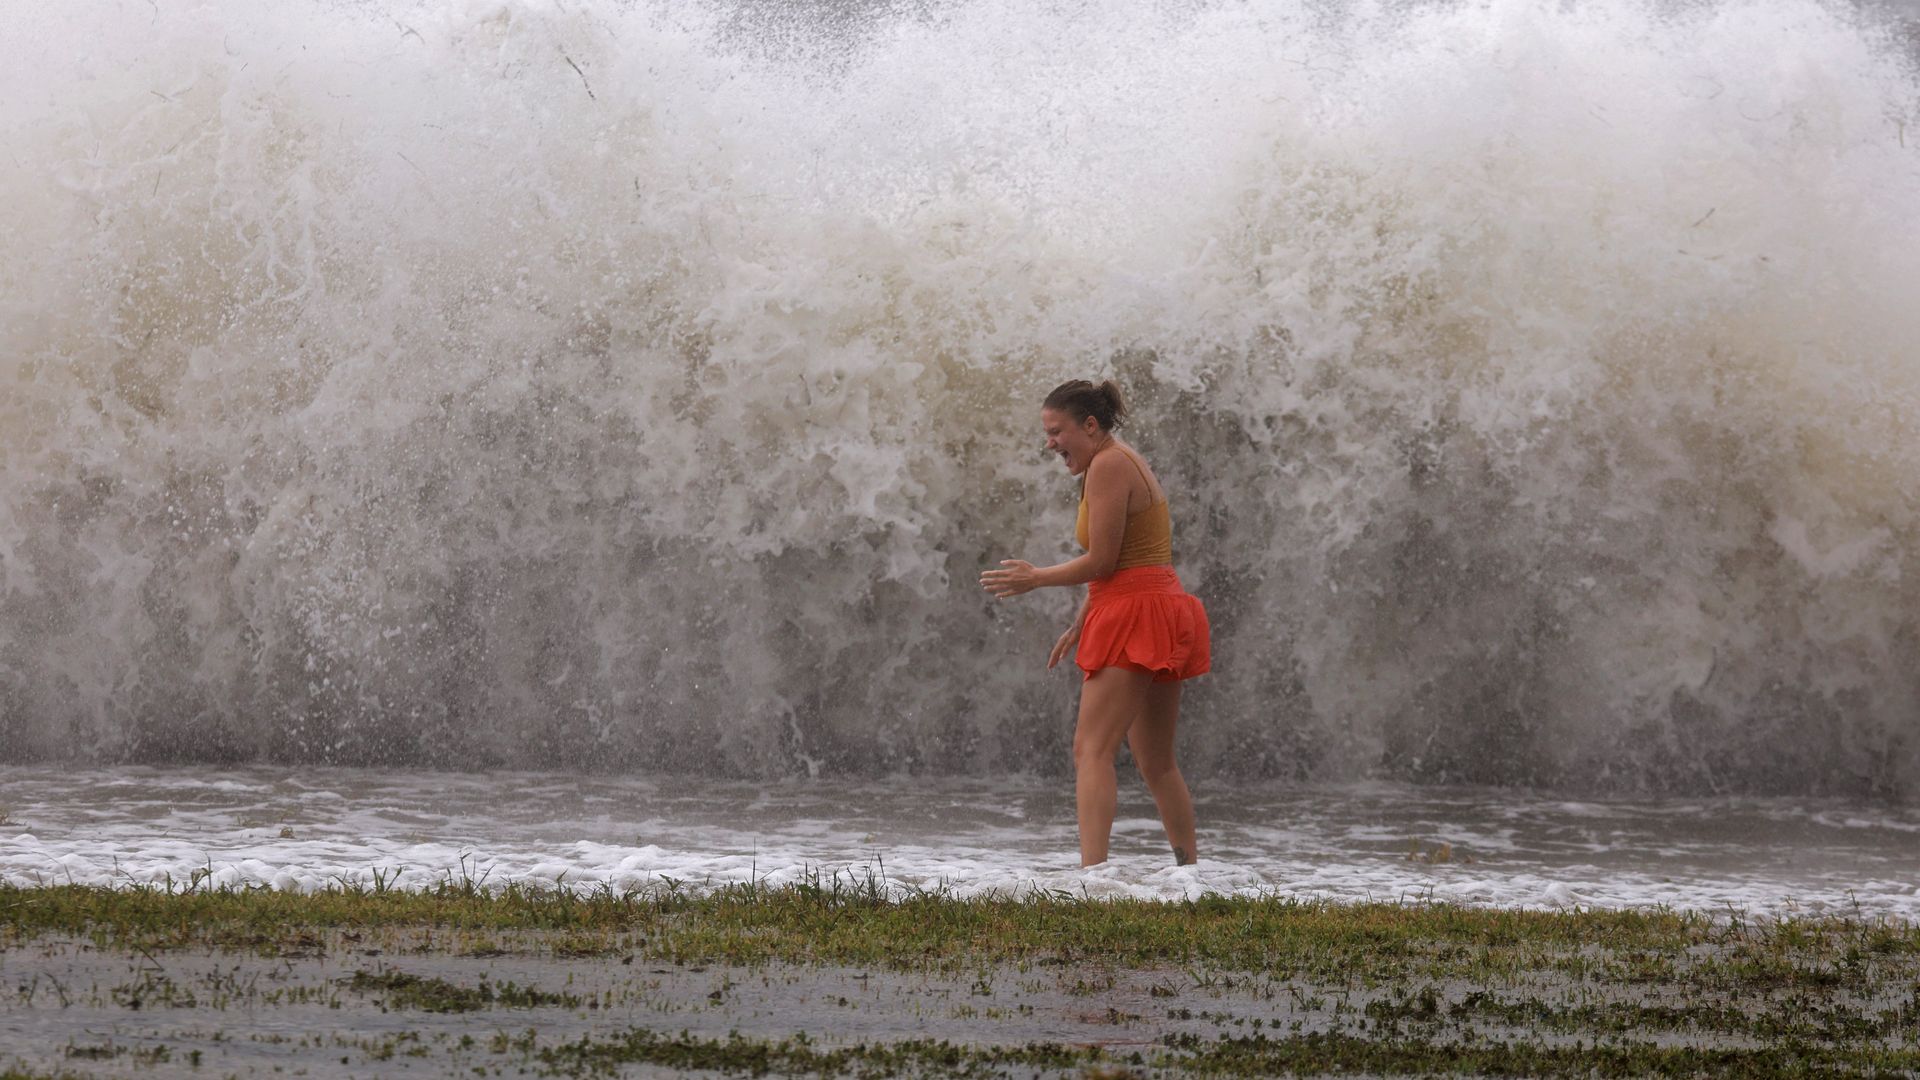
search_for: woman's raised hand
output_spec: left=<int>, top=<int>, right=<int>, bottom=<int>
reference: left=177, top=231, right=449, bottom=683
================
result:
left=980, top=559, right=1038, bottom=598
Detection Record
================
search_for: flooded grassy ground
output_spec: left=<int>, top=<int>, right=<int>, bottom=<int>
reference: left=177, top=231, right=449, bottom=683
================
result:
left=3, top=879, right=1918, bottom=1077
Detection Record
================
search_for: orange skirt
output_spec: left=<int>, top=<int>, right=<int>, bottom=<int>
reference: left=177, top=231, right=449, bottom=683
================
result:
left=1075, top=566, right=1211, bottom=683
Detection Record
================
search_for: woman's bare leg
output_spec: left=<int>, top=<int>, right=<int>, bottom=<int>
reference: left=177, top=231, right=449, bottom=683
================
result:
left=1072, top=666, right=1152, bottom=867
left=1128, top=680, right=1197, bottom=865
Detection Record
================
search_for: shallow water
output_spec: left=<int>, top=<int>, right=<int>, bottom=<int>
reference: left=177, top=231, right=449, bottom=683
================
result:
left=6, top=928, right=1880, bottom=1079
left=2, top=766, right=1914, bottom=923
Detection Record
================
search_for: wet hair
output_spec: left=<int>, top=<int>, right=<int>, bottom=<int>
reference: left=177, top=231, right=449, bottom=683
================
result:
left=1042, top=379, right=1128, bottom=432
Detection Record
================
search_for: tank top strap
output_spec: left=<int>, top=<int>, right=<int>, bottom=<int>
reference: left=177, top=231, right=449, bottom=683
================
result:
left=1080, top=443, right=1161, bottom=513
left=1116, top=445, right=1161, bottom=508
left=1075, top=443, right=1175, bottom=568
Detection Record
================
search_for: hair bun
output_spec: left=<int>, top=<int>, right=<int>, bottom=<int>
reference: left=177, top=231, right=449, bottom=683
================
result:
left=1097, top=380, right=1129, bottom=426
left=1043, top=378, right=1127, bottom=431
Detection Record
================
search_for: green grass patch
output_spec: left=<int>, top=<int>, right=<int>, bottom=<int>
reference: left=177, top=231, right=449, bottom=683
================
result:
left=5, top=877, right=1915, bottom=982
left=1166, top=1030, right=1920, bottom=1077
left=510, top=1026, right=1920, bottom=1078
left=345, top=968, right=583, bottom=1013
left=534, top=1029, right=1104, bottom=1078
left=5, top=878, right=1918, bottom=1078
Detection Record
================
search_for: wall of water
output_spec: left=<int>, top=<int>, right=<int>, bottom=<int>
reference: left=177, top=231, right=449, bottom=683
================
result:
left=4, top=0, right=1918, bottom=796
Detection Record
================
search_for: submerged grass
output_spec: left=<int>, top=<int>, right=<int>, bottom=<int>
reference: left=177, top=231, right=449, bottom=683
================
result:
left=530, top=1029, right=1920, bottom=1078
left=534, top=1029, right=1105, bottom=1078
left=5, top=873, right=1918, bottom=1078
left=345, top=968, right=583, bottom=1013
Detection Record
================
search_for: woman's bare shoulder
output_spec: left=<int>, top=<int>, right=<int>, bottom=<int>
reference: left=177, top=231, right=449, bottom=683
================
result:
left=1114, top=443, right=1165, bottom=502
left=1083, top=446, right=1132, bottom=495
left=1090, top=443, right=1160, bottom=506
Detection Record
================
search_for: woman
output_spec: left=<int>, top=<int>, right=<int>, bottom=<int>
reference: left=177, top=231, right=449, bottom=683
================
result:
left=980, top=379, right=1211, bottom=868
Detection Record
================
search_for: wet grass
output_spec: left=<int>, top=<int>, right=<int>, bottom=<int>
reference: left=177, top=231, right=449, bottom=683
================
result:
left=345, top=968, right=583, bottom=1013
left=536, top=1029, right=1920, bottom=1078
left=4, top=876, right=1917, bottom=1077
left=3, top=875, right=1914, bottom=983
left=1162, top=1031, right=1920, bottom=1076
left=522, top=1027, right=1920, bottom=1078
left=534, top=1028, right=1105, bottom=1077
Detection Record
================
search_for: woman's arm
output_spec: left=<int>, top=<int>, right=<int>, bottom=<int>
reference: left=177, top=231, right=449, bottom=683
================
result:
left=981, top=451, right=1128, bottom=597
left=1047, top=590, right=1091, bottom=669
left=1030, top=451, right=1127, bottom=587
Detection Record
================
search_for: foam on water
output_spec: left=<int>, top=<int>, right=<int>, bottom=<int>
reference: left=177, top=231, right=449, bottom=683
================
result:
left=2, top=766, right=1916, bottom=922
left=2, top=0, right=1919, bottom=795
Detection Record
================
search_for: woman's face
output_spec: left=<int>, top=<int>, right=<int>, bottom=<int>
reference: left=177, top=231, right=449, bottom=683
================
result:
left=1041, top=406, right=1105, bottom=476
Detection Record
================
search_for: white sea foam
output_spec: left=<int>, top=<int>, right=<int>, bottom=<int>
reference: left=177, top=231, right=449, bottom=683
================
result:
left=1, top=0, right=1918, bottom=795
left=1, top=767, right=1914, bottom=924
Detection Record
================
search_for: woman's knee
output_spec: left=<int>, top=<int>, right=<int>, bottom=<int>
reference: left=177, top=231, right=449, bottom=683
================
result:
left=1072, top=723, right=1129, bottom=771
left=1133, top=751, right=1179, bottom=786
left=1072, top=733, right=1122, bottom=770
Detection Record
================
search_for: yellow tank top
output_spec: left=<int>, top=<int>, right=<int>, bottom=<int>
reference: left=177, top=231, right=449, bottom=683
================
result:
left=1075, top=446, right=1173, bottom=569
